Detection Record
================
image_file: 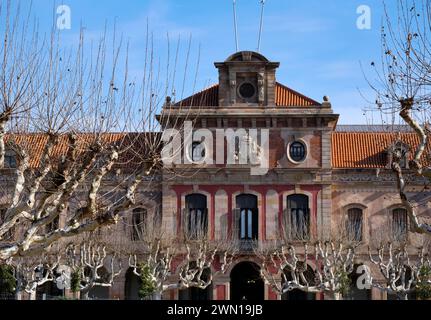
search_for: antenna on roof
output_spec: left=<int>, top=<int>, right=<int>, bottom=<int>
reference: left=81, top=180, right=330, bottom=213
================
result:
left=257, top=0, right=265, bottom=52
left=233, top=0, right=239, bottom=52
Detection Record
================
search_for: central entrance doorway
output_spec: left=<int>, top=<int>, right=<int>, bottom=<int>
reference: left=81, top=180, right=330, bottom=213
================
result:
left=230, top=261, right=264, bottom=301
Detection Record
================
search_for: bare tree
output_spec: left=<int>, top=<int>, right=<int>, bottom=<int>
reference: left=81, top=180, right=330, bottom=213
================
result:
left=368, top=242, right=431, bottom=300
left=0, top=1, right=200, bottom=262
left=259, top=216, right=360, bottom=300
left=127, top=216, right=237, bottom=299
left=128, top=238, right=176, bottom=299
left=12, top=248, right=63, bottom=300
left=366, top=0, right=431, bottom=235
left=259, top=240, right=357, bottom=300
left=66, top=240, right=122, bottom=300
left=178, top=237, right=237, bottom=291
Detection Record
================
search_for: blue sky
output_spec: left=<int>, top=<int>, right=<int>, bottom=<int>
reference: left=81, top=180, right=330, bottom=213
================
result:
left=12, top=0, right=398, bottom=124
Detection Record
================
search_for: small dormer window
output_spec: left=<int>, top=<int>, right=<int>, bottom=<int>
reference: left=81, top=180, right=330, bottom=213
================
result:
left=387, top=141, right=409, bottom=169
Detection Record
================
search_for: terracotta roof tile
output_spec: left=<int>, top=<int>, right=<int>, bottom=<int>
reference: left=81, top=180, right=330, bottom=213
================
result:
left=174, top=82, right=321, bottom=107
left=332, top=132, right=431, bottom=168
left=5, top=133, right=159, bottom=169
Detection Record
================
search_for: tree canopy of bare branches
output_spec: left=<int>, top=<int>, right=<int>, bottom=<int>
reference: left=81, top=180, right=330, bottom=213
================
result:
left=367, top=0, right=431, bottom=236
left=0, top=1, right=200, bottom=262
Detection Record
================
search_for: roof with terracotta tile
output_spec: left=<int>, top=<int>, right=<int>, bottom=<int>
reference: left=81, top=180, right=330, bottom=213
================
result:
left=332, top=131, right=431, bottom=169
left=4, top=133, right=159, bottom=169
left=174, top=82, right=321, bottom=107
left=7, top=130, right=430, bottom=171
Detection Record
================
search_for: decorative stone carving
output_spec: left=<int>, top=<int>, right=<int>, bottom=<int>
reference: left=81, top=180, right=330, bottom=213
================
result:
left=257, top=73, right=265, bottom=103
left=331, top=173, right=428, bottom=183
left=242, top=51, right=252, bottom=61
left=230, top=79, right=236, bottom=104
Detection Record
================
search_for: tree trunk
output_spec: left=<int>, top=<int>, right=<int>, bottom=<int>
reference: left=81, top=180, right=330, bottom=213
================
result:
left=29, top=291, right=36, bottom=300
left=325, top=292, right=342, bottom=300
left=81, top=291, right=89, bottom=300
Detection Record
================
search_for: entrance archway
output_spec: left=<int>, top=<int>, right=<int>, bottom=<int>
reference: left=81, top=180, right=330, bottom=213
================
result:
left=230, top=261, right=264, bottom=301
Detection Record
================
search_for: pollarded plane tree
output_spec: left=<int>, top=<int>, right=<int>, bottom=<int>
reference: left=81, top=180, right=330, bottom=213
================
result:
left=0, top=0, right=199, bottom=262
left=127, top=223, right=238, bottom=299
left=258, top=200, right=362, bottom=299
left=12, top=246, right=64, bottom=300
left=66, top=239, right=122, bottom=300
left=177, top=237, right=237, bottom=291
left=128, top=238, right=176, bottom=299
left=368, top=227, right=431, bottom=300
left=366, top=0, right=431, bottom=235
left=259, top=241, right=357, bottom=300
left=368, top=239, right=431, bottom=300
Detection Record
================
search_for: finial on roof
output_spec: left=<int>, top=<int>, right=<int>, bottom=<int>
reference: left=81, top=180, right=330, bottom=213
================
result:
left=166, top=96, right=172, bottom=104
left=323, top=96, right=330, bottom=102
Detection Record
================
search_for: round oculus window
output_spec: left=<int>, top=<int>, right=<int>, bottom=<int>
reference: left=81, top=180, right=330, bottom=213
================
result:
left=238, top=82, right=256, bottom=99
left=289, top=141, right=306, bottom=162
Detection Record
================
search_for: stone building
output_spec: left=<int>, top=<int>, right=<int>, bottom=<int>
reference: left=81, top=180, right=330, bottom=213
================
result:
left=2, top=51, right=430, bottom=300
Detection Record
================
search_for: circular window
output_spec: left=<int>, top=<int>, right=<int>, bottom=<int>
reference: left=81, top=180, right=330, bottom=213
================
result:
left=288, top=141, right=307, bottom=163
left=191, top=141, right=206, bottom=162
left=238, top=82, right=256, bottom=99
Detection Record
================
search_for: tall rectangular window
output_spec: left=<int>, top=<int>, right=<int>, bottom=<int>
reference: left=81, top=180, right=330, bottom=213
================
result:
left=287, top=194, right=310, bottom=240
left=236, top=194, right=258, bottom=241
left=346, top=208, right=363, bottom=242
left=185, top=194, right=208, bottom=239
left=392, top=208, right=408, bottom=241
left=131, top=208, right=147, bottom=241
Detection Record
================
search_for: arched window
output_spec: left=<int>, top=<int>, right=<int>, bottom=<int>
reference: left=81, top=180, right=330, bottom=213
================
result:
left=185, top=194, right=208, bottom=239
left=346, top=208, right=363, bottom=242
left=392, top=208, right=408, bottom=241
left=286, top=195, right=310, bottom=240
left=131, top=208, right=147, bottom=241
left=235, top=194, right=258, bottom=241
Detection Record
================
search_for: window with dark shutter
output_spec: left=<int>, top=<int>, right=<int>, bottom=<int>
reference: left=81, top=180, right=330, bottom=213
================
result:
left=286, top=194, right=310, bottom=240
left=131, top=208, right=147, bottom=241
left=289, top=141, right=306, bottom=162
left=346, top=208, right=363, bottom=242
left=236, top=194, right=258, bottom=241
left=392, top=208, right=408, bottom=241
left=185, top=194, right=208, bottom=239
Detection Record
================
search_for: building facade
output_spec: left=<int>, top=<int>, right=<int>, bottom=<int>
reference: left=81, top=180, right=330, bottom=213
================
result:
left=3, top=51, right=429, bottom=300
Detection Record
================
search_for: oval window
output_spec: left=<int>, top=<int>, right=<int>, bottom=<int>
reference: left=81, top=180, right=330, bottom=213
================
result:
left=289, top=141, right=306, bottom=162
